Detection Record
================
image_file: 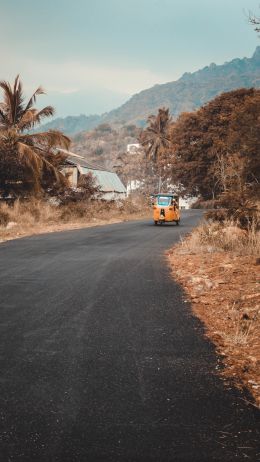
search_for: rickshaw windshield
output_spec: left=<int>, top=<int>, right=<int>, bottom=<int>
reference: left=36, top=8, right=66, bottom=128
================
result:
left=157, top=196, right=171, bottom=206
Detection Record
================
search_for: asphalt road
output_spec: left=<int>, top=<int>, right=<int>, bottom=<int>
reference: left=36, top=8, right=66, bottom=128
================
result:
left=0, top=211, right=259, bottom=462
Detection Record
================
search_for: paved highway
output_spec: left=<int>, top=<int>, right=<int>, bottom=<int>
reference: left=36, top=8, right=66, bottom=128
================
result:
left=0, top=211, right=259, bottom=461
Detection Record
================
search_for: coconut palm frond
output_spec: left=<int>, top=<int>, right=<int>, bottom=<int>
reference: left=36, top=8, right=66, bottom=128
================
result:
left=17, top=109, right=38, bottom=131
left=0, top=80, right=14, bottom=125
left=0, top=80, right=13, bottom=107
left=0, top=108, right=9, bottom=129
left=0, top=75, right=25, bottom=126
left=17, top=142, right=43, bottom=173
left=24, top=86, right=45, bottom=112
left=12, top=75, right=24, bottom=123
left=0, top=76, right=72, bottom=195
left=41, top=156, right=68, bottom=185
left=17, top=141, right=67, bottom=189
left=18, top=106, right=55, bottom=130
left=139, top=107, right=172, bottom=163
left=33, top=106, right=55, bottom=125
left=22, top=130, right=70, bottom=150
left=16, top=142, right=43, bottom=193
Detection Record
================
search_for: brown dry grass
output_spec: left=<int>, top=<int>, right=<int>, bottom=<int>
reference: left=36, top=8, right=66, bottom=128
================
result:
left=0, top=196, right=150, bottom=242
left=183, top=220, right=260, bottom=256
left=168, top=220, right=260, bottom=407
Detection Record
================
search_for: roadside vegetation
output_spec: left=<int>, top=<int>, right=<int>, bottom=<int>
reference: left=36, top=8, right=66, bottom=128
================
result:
left=0, top=75, right=71, bottom=197
left=137, top=93, right=259, bottom=405
left=136, top=30, right=259, bottom=404
left=0, top=76, right=150, bottom=240
left=0, top=195, right=149, bottom=242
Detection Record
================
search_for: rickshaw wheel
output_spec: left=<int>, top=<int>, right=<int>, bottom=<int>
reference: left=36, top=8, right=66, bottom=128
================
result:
left=154, top=221, right=158, bottom=225
left=176, top=220, right=180, bottom=225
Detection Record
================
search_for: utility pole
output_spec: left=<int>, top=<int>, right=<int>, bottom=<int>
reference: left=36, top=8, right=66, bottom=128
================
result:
left=158, top=176, right=162, bottom=193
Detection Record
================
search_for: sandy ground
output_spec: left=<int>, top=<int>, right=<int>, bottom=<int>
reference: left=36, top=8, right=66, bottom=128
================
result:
left=167, top=244, right=260, bottom=408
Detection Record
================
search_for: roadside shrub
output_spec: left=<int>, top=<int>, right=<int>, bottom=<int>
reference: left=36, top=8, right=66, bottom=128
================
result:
left=182, top=220, right=260, bottom=257
left=0, top=195, right=150, bottom=241
left=56, top=173, right=101, bottom=206
left=191, top=199, right=216, bottom=209
left=59, top=202, right=90, bottom=222
left=0, top=208, right=10, bottom=226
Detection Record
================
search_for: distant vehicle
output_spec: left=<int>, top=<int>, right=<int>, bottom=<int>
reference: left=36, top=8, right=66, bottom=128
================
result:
left=152, top=193, right=180, bottom=226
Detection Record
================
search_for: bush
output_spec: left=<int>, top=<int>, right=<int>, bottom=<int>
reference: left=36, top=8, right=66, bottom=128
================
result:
left=60, top=202, right=89, bottom=222
left=0, top=208, right=10, bottom=226
left=56, top=173, right=101, bottom=206
left=205, top=192, right=260, bottom=229
left=183, top=220, right=260, bottom=257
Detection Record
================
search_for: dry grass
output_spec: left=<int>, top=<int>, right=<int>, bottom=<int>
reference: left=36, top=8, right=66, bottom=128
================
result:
left=168, top=220, right=260, bottom=406
left=0, top=196, right=150, bottom=242
left=180, top=220, right=260, bottom=257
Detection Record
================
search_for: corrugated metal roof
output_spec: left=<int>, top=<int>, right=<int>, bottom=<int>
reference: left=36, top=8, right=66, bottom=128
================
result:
left=57, top=149, right=111, bottom=172
left=67, top=156, right=109, bottom=172
left=58, top=150, right=125, bottom=193
left=79, top=166, right=126, bottom=193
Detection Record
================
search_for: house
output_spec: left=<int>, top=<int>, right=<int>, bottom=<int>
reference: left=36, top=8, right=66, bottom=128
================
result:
left=126, top=143, right=141, bottom=153
left=59, top=150, right=127, bottom=201
left=179, top=196, right=198, bottom=209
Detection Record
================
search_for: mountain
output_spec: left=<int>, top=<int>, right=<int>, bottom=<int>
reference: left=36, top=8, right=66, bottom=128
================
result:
left=40, top=114, right=101, bottom=135
left=71, top=123, right=140, bottom=170
left=105, top=46, right=260, bottom=126
left=41, top=47, right=260, bottom=134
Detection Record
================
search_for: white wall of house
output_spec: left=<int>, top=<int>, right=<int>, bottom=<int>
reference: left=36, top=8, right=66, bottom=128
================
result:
left=126, top=179, right=143, bottom=196
left=179, top=196, right=198, bottom=209
left=126, top=143, right=141, bottom=153
left=60, top=166, right=78, bottom=188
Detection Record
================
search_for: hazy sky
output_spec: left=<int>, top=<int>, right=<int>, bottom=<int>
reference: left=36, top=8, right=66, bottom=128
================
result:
left=1, top=0, right=259, bottom=116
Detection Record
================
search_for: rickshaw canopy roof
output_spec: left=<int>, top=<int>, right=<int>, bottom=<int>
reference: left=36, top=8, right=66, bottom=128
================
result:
left=152, top=193, right=179, bottom=197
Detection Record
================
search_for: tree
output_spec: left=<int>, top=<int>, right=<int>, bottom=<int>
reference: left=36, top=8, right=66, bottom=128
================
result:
left=166, top=88, right=260, bottom=200
left=0, top=75, right=70, bottom=197
left=139, top=108, right=172, bottom=162
left=163, top=88, right=260, bottom=226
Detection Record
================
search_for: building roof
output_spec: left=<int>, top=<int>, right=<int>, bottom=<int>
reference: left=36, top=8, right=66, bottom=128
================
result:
left=58, top=148, right=109, bottom=171
left=58, top=148, right=126, bottom=194
left=79, top=166, right=126, bottom=193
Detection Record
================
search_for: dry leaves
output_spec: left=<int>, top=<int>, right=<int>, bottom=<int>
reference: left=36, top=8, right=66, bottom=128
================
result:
left=168, top=241, right=260, bottom=407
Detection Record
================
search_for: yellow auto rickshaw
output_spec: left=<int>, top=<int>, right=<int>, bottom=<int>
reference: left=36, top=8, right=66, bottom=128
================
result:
left=152, top=193, right=180, bottom=226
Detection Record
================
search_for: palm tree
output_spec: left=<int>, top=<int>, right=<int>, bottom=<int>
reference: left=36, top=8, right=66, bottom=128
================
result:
left=139, top=107, right=172, bottom=163
left=0, top=75, right=70, bottom=196
left=139, top=107, right=172, bottom=192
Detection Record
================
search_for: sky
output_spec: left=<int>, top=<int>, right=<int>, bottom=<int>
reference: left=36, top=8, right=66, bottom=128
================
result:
left=0, top=0, right=259, bottom=117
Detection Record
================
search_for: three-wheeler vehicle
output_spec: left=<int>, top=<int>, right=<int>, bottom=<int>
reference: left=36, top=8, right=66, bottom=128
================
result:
left=152, top=193, right=180, bottom=226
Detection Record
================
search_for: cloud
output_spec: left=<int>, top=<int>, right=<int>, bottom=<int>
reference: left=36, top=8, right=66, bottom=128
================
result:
left=57, top=88, right=79, bottom=95
left=0, top=50, right=175, bottom=115
left=1, top=53, right=171, bottom=97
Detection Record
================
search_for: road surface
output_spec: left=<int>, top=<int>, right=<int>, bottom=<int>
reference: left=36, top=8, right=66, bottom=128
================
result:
left=0, top=211, right=259, bottom=461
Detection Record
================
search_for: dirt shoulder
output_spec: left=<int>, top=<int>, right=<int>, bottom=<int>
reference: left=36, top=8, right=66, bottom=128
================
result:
left=0, top=198, right=150, bottom=244
left=167, top=229, right=260, bottom=408
left=0, top=212, right=149, bottom=243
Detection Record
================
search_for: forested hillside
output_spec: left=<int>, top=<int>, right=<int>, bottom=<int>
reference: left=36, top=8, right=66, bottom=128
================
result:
left=106, top=46, right=260, bottom=126
left=71, top=123, right=140, bottom=170
left=41, top=47, right=260, bottom=134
